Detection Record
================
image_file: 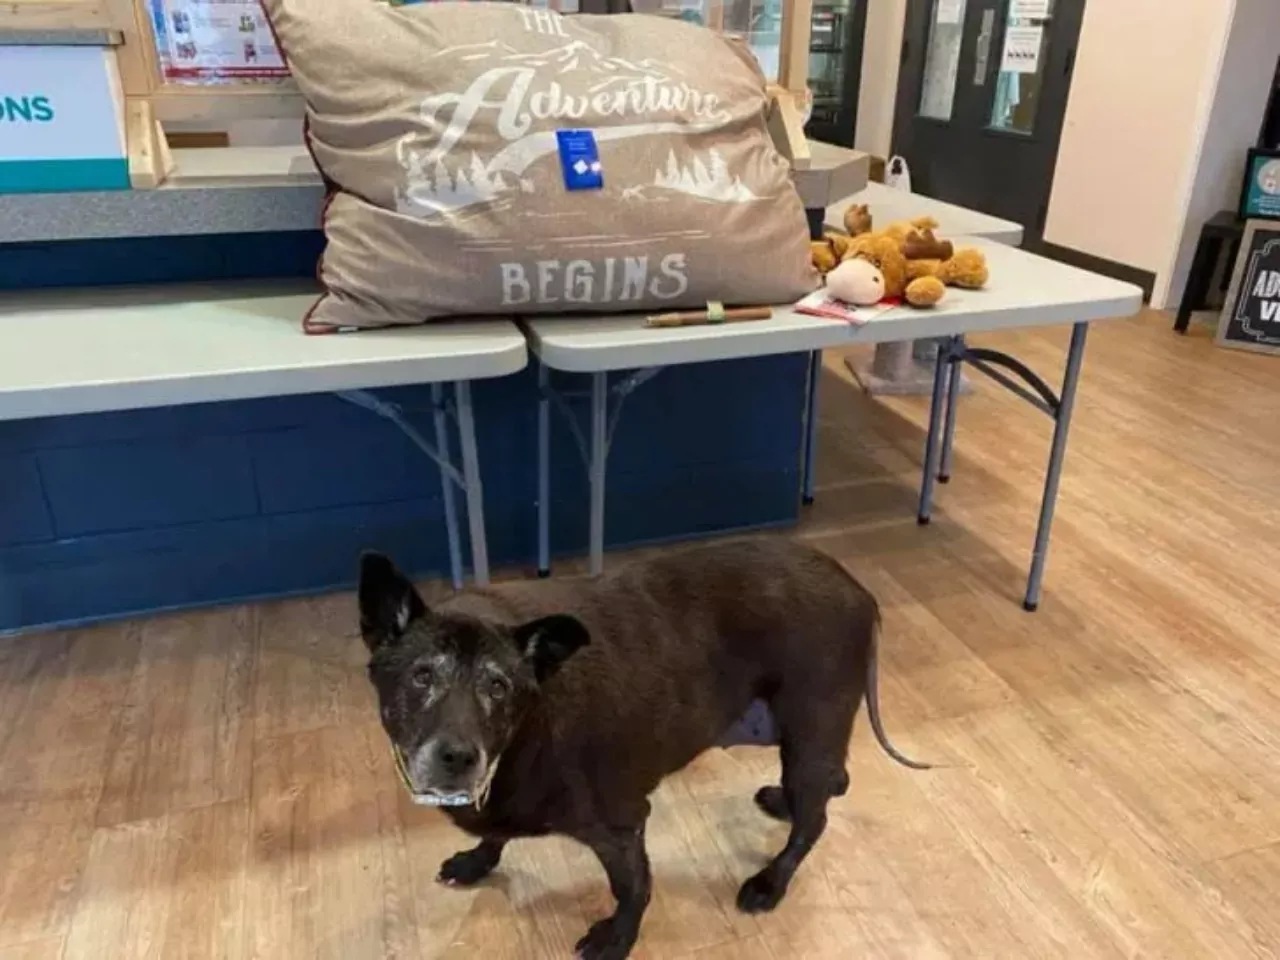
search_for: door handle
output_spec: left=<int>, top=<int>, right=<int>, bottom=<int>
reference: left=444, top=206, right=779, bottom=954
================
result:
left=973, top=8, right=996, bottom=86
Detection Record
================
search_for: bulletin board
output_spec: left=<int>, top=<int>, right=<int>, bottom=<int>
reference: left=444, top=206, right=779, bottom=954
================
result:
left=146, top=0, right=289, bottom=85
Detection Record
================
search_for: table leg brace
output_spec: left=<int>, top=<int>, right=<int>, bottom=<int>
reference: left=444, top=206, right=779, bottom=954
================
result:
left=337, top=385, right=490, bottom=590
left=537, top=366, right=664, bottom=577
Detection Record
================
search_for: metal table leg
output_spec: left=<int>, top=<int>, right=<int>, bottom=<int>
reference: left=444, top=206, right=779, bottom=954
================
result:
left=916, top=344, right=951, bottom=525
left=938, top=337, right=965, bottom=484
left=454, top=381, right=490, bottom=586
left=1023, top=322, right=1089, bottom=611
left=800, top=350, right=821, bottom=505
left=588, top=372, right=609, bottom=576
left=431, top=383, right=465, bottom=590
left=536, top=362, right=551, bottom=578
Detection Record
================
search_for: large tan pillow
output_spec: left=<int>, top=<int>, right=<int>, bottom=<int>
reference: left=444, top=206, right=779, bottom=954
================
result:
left=262, top=1, right=818, bottom=330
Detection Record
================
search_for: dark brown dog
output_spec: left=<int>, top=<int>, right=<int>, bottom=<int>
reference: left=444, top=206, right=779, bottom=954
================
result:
left=358, top=538, right=925, bottom=960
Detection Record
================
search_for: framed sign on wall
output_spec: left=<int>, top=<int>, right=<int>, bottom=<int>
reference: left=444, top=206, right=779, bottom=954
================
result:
left=1217, top=218, right=1280, bottom=356
left=1237, top=147, right=1280, bottom=221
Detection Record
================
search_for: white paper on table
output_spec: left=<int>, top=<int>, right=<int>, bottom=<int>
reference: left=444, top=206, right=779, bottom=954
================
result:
left=794, top=291, right=901, bottom=326
left=1000, top=25, right=1044, bottom=74
left=1010, top=0, right=1051, bottom=18
left=935, top=0, right=965, bottom=25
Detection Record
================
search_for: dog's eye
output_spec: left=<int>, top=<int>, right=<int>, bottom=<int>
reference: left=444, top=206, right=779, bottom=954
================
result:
left=411, top=666, right=433, bottom=689
left=485, top=677, right=509, bottom=701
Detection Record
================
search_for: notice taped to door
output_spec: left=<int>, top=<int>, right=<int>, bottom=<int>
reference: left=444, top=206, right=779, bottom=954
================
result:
left=1000, top=25, right=1043, bottom=74
left=1217, top=219, right=1280, bottom=355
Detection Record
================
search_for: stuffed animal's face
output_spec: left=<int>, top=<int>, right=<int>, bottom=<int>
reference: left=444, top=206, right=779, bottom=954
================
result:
left=826, top=258, right=885, bottom=305
left=846, top=235, right=908, bottom=299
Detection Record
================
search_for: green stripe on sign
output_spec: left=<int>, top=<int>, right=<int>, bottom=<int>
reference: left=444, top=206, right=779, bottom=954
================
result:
left=0, top=158, right=130, bottom=194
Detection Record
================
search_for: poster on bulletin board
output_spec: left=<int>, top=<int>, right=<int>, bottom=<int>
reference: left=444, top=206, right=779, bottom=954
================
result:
left=148, top=0, right=290, bottom=84
left=1217, top=219, right=1280, bottom=356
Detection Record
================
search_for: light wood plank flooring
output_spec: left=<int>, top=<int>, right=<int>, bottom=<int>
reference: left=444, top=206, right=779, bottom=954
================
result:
left=2, top=311, right=1278, bottom=959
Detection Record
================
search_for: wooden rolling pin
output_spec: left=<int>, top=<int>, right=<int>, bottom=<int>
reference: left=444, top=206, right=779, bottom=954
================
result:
left=644, top=304, right=773, bottom=328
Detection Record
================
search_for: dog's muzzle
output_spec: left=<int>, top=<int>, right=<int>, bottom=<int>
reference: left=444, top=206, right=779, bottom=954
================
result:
left=391, top=744, right=499, bottom=809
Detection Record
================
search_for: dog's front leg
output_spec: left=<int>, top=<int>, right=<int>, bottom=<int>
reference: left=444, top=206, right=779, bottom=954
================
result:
left=438, top=838, right=507, bottom=886
left=573, top=823, right=652, bottom=960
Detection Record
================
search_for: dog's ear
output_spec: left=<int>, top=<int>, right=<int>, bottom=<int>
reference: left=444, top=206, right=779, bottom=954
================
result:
left=358, top=552, right=427, bottom=653
left=512, top=615, right=590, bottom=683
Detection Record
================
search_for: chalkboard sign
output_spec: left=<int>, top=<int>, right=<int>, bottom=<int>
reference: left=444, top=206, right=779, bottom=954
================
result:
left=1218, top=219, right=1280, bottom=355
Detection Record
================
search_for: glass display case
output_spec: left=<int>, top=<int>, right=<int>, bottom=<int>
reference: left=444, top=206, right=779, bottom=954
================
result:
left=722, top=0, right=864, bottom=145
left=605, top=0, right=864, bottom=145
left=803, top=0, right=862, bottom=145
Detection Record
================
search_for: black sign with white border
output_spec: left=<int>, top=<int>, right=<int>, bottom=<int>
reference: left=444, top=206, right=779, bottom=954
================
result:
left=1218, top=219, right=1280, bottom=355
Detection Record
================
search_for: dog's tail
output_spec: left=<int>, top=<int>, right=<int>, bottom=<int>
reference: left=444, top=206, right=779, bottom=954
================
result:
left=865, top=606, right=932, bottom=770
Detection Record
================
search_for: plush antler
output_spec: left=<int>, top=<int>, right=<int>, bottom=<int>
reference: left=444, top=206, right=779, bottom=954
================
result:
left=902, top=228, right=954, bottom=262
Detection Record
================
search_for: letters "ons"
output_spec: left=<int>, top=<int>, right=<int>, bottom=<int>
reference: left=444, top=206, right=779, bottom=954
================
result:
left=0, top=96, right=55, bottom=123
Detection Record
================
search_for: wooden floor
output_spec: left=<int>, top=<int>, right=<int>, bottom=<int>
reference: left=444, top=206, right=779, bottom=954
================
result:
left=2, top=311, right=1278, bottom=959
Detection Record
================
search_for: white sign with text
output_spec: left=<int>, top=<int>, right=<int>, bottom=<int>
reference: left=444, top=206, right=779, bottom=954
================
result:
left=0, top=46, right=127, bottom=192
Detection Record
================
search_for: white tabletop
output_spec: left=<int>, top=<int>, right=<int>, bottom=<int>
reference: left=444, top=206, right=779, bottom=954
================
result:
left=826, top=182, right=1024, bottom=246
left=0, top=281, right=527, bottom=421
left=522, top=238, right=1142, bottom=373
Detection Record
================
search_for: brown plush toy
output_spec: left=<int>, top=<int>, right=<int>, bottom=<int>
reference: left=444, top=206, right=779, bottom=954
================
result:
left=810, top=208, right=990, bottom=309
left=842, top=233, right=946, bottom=308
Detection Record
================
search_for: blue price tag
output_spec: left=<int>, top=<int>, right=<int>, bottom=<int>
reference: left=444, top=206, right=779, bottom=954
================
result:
left=556, top=129, right=604, bottom=192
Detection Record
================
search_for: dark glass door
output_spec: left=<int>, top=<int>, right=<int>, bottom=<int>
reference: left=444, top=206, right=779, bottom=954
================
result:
left=892, top=0, right=1085, bottom=247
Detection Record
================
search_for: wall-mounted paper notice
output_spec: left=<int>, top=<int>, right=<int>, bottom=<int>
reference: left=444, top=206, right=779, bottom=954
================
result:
left=1010, top=0, right=1051, bottom=19
left=936, top=0, right=965, bottom=25
left=149, top=0, right=289, bottom=84
left=1000, top=25, right=1043, bottom=74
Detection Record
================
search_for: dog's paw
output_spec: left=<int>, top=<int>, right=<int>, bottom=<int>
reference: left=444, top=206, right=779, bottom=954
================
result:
left=753, top=786, right=790, bottom=821
left=736, top=870, right=786, bottom=914
left=437, top=848, right=499, bottom=887
left=574, top=916, right=636, bottom=960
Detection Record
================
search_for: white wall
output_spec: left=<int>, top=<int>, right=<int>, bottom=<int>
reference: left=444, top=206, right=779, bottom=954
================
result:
left=1042, top=0, right=1234, bottom=304
left=854, top=0, right=905, bottom=159
left=1160, top=0, right=1280, bottom=307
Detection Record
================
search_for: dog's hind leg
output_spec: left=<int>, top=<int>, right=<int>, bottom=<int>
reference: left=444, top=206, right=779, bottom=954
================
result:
left=438, top=838, right=506, bottom=887
left=738, top=738, right=837, bottom=913
left=753, top=767, right=849, bottom=822
left=738, top=680, right=857, bottom=913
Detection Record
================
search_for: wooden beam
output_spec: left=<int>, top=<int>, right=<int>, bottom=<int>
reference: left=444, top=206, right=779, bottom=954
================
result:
left=1, top=0, right=114, bottom=31
left=777, top=0, right=814, bottom=96
left=107, top=0, right=157, bottom=101
left=766, top=85, right=811, bottom=171
left=150, top=86, right=305, bottom=123
left=126, top=97, right=174, bottom=188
